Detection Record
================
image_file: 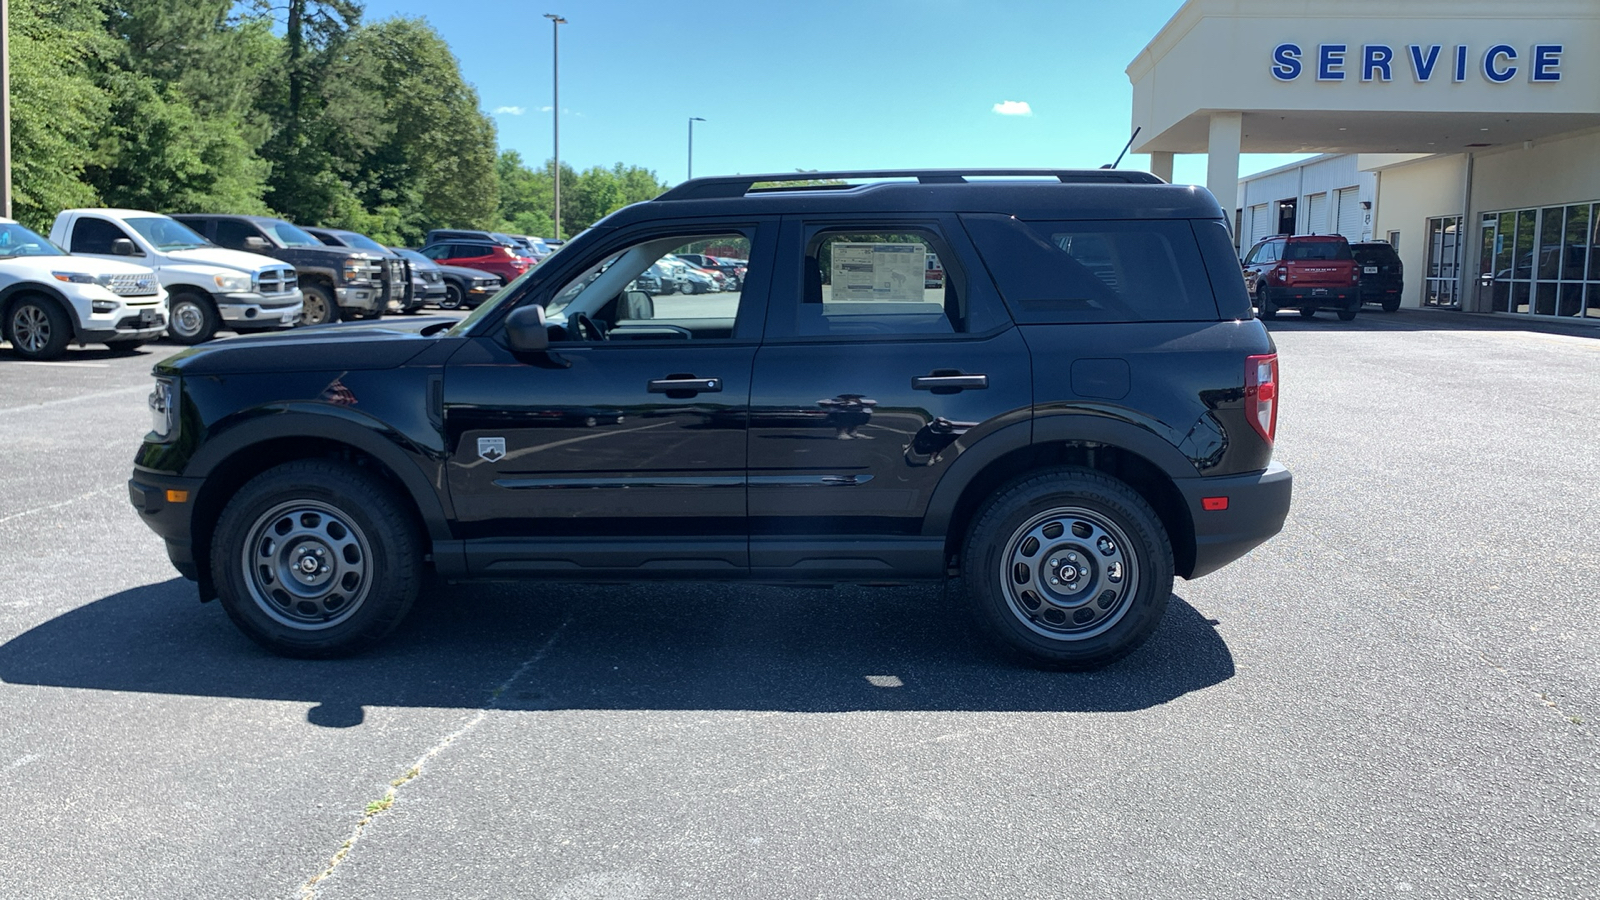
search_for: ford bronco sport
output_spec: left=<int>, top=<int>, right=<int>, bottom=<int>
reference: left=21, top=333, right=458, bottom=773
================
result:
left=129, top=169, right=1292, bottom=670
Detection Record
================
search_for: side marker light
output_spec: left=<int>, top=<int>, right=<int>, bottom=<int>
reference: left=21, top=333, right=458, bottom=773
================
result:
left=166, top=490, right=189, bottom=503
left=1201, top=497, right=1229, bottom=511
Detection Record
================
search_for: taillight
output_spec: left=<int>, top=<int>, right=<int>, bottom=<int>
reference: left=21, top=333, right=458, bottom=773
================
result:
left=1272, top=265, right=1288, bottom=283
left=1245, top=353, right=1279, bottom=445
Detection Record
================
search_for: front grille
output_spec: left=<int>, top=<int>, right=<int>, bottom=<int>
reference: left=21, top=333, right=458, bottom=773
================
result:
left=106, top=274, right=159, bottom=297
left=256, top=267, right=299, bottom=295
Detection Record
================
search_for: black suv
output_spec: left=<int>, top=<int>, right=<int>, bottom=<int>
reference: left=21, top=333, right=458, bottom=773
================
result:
left=173, top=215, right=408, bottom=326
left=130, top=170, right=1292, bottom=670
left=1350, top=241, right=1404, bottom=311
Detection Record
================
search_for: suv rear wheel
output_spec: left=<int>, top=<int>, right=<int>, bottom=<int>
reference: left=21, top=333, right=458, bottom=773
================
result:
left=211, top=460, right=420, bottom=657
left=963, top=468, right=1173, bottom=670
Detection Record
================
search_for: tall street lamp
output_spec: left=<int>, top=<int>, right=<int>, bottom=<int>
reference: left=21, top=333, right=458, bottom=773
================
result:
left=687, top=117, right=705, bottom=181
left=544, top=13, right=566, bottom=240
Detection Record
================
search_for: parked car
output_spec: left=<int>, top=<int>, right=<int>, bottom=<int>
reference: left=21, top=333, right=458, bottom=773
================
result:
left=391, top=248, right=500, bottom=309
left=127, top=167, right=1291, bottom=671
left=51, top=209, right=301, bottom=344
left=1241, top=233, right=1360, bottom=320
left=423, top=229, right=526, bottom=253
left=675, top=253, right=744, bottom=290
left=925, top=253, right=945, bottom=289
left=419, top=239, right=532, bottom=283
left=0, top=218, right=166, bottom=360
left=1351, top=241, right=1404, bottom=312
left=305, top=228, right=423, bottom=314
left=173, top=214, right=405, bottom=325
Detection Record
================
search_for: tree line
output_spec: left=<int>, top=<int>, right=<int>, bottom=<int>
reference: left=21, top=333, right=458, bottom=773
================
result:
left=9, top=0, right=666, bottom=246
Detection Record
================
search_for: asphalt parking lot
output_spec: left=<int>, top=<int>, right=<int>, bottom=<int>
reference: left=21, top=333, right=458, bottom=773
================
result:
left=1, top=310, right=1595, bottom=899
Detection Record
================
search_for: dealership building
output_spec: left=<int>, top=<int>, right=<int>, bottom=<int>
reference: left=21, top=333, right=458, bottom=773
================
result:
left=1127, top=0, right=1600, bottom=319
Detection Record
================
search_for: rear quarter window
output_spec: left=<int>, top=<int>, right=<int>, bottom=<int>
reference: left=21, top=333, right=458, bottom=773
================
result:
left=960, top=215, right=1220, bottom=323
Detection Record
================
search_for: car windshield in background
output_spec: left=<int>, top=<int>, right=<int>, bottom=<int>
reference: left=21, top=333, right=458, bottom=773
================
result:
left=393, top=248, right=431, bottom=266
left=268, top=222, right=323, bottom=248
left=1284, top=241, right=1352, bottom=261
left=1352, top=245, right=1400, bottom=264
left=0, top=223, right=65, bottom=257
left=338, top=232, right=388, bottom=253
left=125, top=217, right=209, bottom=251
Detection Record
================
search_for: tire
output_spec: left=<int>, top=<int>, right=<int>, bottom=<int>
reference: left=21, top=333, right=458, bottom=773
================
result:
left=1298, top=307, right=1317, bottom=320
left=300, top=283, right=339, bottom=326
left=1337, top=306, right=1359, bottom=321
left=167, top=291, right=220, bottom=344
left=439, top=284, right=463, bottom=310
left=5, top=295, right=73, bottom=360
left=1381, top=298, right=1401, bottom=313
left=1258, top=286, right=1277, bottom=320
left=962, top=468, right=1173, bottom=670
left=210, top=459, right=421, bottom=658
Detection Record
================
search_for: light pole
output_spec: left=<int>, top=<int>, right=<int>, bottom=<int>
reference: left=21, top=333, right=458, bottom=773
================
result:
left=687, top=117, right=705, bottom=181
left=1, top=0, right=12, bottom=219
left=544, top=13, right=566, bottom=240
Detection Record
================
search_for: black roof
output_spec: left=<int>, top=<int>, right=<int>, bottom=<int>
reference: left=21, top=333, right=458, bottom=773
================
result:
left=599, top=169, right=1223, bottom=227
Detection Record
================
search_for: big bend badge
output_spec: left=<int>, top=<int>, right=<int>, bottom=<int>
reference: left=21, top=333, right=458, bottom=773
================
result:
left=477, top=436, right=506, bottom=462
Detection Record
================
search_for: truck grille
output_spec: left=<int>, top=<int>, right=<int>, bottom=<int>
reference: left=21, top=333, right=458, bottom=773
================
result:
left=106, top=274, right=160, bottom=297
left=256, top=267, right=299, bottom=295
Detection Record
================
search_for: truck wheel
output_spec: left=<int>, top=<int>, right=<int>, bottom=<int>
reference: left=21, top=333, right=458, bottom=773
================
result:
left=1337, top=307, right=1359, bottom=321
left=300, top=284, right=339, bottom=326
left=211, top=460, right=421, bottom=658
left=1258, top=287, right=1277, bottom=320
left=962, top=468, right=1173, bottom=670
left=1381, top=298, right=1401, bottom=313
left=168, top=291, right=220, bottom=344
left=5, top=295, right=72, bottom=361
left=440, top=283, right=463, bottom=310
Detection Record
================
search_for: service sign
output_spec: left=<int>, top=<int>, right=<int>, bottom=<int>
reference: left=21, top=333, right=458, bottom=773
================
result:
left=1270, top=43, right=1564, bottom=84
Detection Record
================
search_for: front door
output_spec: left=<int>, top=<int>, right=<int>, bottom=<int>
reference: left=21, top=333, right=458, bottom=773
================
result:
left=443, top=222, right=775, bottom=575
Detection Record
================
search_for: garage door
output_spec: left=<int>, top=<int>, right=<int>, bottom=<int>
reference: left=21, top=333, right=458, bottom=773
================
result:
left=1249, top=203, right=1271, bottom=244
left=1306, top=192, right=1328, bottom=235
left=1335, top=188, right=1362, bottom=242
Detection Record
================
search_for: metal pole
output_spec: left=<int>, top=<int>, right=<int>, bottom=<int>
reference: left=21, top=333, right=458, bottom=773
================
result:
left=1, top=0, right=12, bottom=219
left=544, top=14, right=566, bottom=240
left=688, top=117, right=705, bottom=181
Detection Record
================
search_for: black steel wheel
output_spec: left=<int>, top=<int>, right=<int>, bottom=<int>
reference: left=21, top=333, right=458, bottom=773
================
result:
left=211, top=460, right=421, bottom=657
left=963, top=468, right=1173, bottom=670
left=5, top=295, right=71, bottom=360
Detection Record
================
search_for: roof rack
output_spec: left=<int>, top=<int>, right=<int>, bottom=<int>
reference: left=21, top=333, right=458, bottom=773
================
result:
left=656, top=168, right=1164, bottom=202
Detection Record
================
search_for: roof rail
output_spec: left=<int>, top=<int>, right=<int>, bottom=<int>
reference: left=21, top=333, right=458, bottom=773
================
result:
left=656, top=168, right=1164, bottom=202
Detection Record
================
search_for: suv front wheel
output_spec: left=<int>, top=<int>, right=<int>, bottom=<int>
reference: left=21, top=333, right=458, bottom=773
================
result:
left=211, top=460, right=420, bottom=657
left=963, top=468, right=1173, bottom=670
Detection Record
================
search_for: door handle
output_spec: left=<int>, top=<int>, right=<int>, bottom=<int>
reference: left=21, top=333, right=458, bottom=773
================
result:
left=648, top=376, right=722, bottom=395
left=912, top=373, right=988, bottom=392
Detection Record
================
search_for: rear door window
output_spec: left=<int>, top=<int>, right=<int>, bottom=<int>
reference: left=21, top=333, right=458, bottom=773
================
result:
left=961, top=215, right=1219, bottom=323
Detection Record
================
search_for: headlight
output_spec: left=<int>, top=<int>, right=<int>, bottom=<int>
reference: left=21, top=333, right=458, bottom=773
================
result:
left=214, top=272, right=252, bottom=292
left=52, top=271, right=99, bottom=285
left=91, top=299, right=118, bottom=313
left=342, top=257, right=376, bottom=281
left=148, top=378, right=178, bottom=442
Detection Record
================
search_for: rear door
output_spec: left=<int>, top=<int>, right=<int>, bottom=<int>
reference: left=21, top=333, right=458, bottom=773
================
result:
left=745, top=214, right=1030, bottom=578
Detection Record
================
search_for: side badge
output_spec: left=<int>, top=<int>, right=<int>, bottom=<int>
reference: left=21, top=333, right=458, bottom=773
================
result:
left=477, top=437, right=506, bottom=462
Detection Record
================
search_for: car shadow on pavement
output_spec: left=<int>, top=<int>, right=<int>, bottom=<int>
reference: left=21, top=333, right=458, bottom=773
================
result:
left=0, top=578, right=1234, bottom=724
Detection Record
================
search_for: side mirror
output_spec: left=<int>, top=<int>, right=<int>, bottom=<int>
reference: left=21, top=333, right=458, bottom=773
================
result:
left=243, top=236, right=270, bottom=252
left=504, top=304, right=550, bottom=353
left=620, top=290, right=654, bottom=320
left=110, top=238, right=139, bottom=257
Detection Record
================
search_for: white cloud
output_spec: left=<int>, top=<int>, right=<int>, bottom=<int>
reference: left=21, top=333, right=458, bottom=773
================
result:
left=494, top=106, right=526, bottom=116
left=992, top=100, right=1033, bottom=117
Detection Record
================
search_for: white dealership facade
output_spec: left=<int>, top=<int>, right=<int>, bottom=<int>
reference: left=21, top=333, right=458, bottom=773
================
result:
left=1128, top=0, right=1600, bottom=317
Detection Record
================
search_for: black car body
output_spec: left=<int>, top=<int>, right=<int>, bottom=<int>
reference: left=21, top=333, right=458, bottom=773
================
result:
left=305, top=228, right=423, bottom=314
left=132, top=169, right=1291, bottom=670
left=173, top=214, right=407, bottom=325
left=1351, top=241, right=1404, bottom=311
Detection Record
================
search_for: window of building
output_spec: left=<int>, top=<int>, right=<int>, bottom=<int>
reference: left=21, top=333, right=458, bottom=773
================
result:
left=1424, top=216, right=1462, bottom=308
left=1479, top=202, right=1599, bottom=318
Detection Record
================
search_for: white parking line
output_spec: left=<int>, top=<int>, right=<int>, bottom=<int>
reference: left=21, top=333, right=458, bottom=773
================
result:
left=12, top=361, right=111, bottom=368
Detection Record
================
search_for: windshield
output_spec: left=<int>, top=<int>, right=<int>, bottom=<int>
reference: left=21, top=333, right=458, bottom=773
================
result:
left=268, top=222, right=323, bottom=248
left=393, top=248, right=431, bottom=266
left=125, top=217, right=209, bottom=251
left=337, top=232, right=388, bottom=253
left=0, top=223, right=65, bottom=258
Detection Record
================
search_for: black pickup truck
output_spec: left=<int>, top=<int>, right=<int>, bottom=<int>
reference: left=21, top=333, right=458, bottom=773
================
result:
left=133, top=169, right=1291, bottom=670
left=172, top=214, right=407, bottom=326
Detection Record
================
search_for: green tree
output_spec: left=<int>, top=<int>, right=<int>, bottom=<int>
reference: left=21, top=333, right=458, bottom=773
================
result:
left=7, top=0, right=110, bottom=229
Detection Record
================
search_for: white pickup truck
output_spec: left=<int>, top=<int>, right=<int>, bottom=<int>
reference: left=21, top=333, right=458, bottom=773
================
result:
left=51, top=209, right=303, bottom=344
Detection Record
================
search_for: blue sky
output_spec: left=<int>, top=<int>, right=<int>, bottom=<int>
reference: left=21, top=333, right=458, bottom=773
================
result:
left=362, top=0, right=1311, bottom=186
